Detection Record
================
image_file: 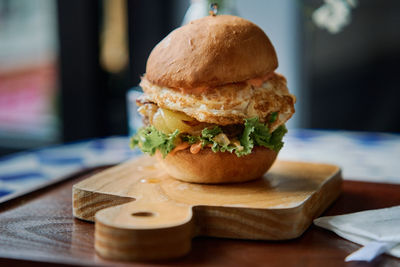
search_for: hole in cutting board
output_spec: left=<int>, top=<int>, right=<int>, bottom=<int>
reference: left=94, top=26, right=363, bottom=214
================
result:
left=131, top=211, right=154, bottom=217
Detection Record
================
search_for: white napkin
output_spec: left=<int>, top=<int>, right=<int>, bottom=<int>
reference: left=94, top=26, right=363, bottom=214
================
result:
left=314, top=205, right=400, bottom=262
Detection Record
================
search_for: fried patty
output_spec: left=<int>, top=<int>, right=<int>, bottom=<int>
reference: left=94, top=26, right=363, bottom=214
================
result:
left=139, top=72, right=295, bottom=131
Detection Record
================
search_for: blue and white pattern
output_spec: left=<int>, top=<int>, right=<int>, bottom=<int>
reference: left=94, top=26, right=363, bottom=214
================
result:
left=280, top=130, right=400, bottom=184
left=0, top=137, right=141, bottom=203
left=1, top=130, right=399, bottom=204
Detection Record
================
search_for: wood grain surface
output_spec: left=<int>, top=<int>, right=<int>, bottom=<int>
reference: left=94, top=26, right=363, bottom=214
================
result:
left=0, top=166, right=399, bottom=266
left=73, top=156, right=342, bottom=260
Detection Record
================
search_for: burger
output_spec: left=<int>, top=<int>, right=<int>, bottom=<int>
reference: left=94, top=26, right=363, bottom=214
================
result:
left=131, top=15, right=296, bottom=184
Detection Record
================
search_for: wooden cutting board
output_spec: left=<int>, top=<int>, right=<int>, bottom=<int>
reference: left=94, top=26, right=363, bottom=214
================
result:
left=73, top=155, right=342, bottom=261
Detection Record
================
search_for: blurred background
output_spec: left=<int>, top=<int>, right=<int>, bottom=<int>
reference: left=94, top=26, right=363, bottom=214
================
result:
left=0, top=0, right=399, bottom=157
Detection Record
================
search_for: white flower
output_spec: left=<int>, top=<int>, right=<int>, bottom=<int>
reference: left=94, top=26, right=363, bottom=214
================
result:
left=312, top=0, right=358, bottom=34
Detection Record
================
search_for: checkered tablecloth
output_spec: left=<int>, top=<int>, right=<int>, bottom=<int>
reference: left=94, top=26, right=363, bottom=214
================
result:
left=1, top=130, right=399, bottom=204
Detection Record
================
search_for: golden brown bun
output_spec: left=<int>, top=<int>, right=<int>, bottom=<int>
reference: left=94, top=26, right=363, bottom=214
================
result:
left=156, top=147, right=277, bottom=184
left=146, top=15, right=278, bottom=91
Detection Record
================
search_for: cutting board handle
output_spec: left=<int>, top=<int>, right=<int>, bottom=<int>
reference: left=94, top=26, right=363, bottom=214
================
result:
left=94, top=199, right=194, bottom=261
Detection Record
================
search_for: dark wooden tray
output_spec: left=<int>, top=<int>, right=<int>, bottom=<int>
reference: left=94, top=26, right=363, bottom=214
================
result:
left=0, top=166, right=399, bottom=267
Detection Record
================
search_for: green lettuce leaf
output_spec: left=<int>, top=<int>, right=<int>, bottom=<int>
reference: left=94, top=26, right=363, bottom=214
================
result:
left=181, top=134, right=198, bottom=145
left=238, top=118, right=256, bottom=156
left=269, top=111, right=278, bottom=123
left=269, top=124, right=287, bottom=151
left=130, top=126, right=179, bottom=157
left=200, top=126, right=244, bottom=155
left=200, top=126, right=222, bottom=150
left=238, top=117, right=287, bottom=156
left=130, top=116, right=287, bottom=158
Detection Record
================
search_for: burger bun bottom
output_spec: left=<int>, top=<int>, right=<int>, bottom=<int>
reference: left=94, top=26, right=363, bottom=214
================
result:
left=156, top=147, right=277, bottom=184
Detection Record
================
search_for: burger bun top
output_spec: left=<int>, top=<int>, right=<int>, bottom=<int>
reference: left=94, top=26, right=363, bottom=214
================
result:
left=145, top=15, right=278, bottom=91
